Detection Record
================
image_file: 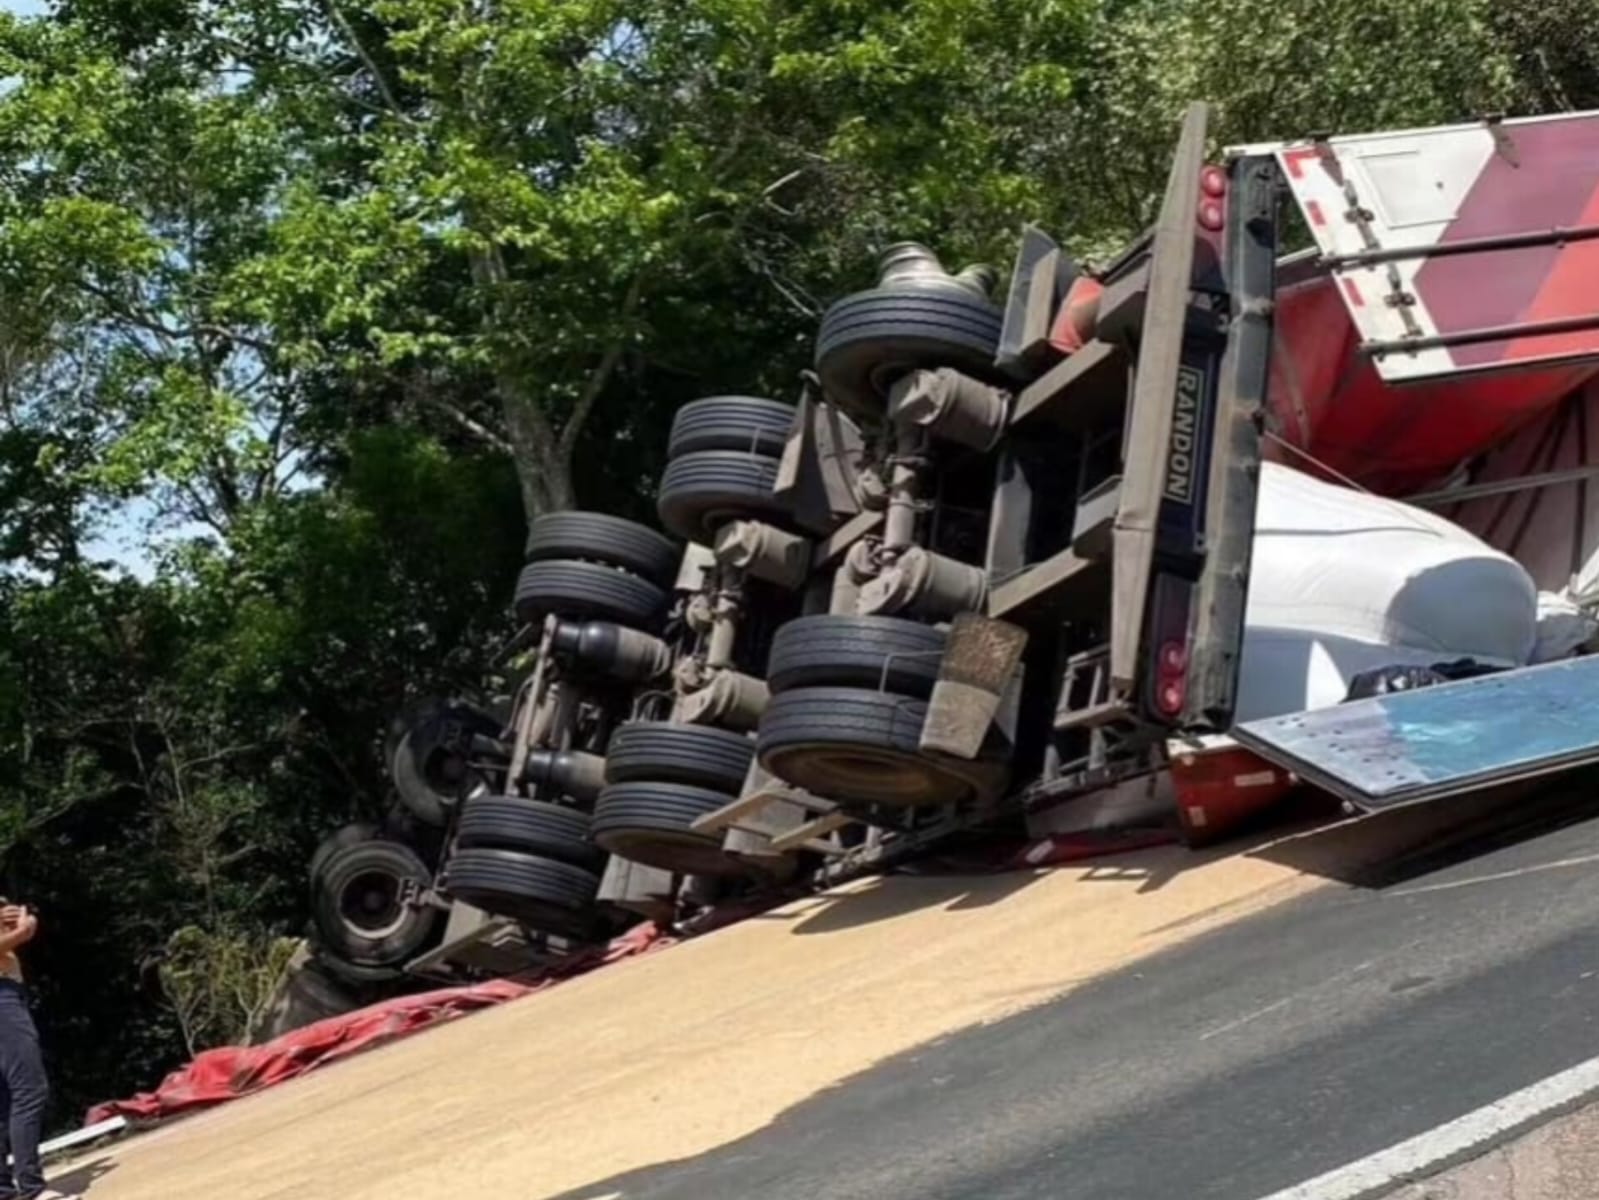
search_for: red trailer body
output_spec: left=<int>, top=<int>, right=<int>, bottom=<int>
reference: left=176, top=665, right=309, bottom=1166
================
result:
left=1242, top=112, right=1599, bottom=493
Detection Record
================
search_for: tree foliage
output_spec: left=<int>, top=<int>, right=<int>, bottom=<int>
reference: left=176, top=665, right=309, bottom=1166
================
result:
left=0, top=0, right=1592, bottom=1128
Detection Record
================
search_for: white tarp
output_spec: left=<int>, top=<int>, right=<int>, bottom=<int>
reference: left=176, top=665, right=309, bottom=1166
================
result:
left=1533, top=590, right=1598, bottom=663
left=1445, top=381, right=1599, bottom=660
left=1453, top=382, right=1599, bottom=605
left=1235, top=462, right=1538, bottom=723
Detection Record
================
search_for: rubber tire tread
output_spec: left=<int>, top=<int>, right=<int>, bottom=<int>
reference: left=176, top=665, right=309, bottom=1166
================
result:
left=454, top=797, right=604, bottom=871
left=591, top=781, right=729, bottom=844
left=513, top=559, right=668, bottom=627
left=391, top=704, right=503, bottom=827
left=766, top=615, right=947, bottom=698
left=604, top=723, right=756, bottom=792
left=310, top=822, right=380, bottom=886
left=445, top=847, right=600, bottom=913
left=524, top=512, right=679, bottom=586
left=757, top=686, right=927, bottom=761
left=668, top=396, right=796, bottom=458
left=815, top=286, right=1003, bottom=417
left=312, top=839, right=439, bottom=968
left=656, top=451, right=787, bottom=544
left=311, top=947, right=404, bottom=988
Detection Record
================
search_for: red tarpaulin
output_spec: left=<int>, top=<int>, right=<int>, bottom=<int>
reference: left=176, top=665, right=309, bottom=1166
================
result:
left=85, top=922, right=674, bottom=1127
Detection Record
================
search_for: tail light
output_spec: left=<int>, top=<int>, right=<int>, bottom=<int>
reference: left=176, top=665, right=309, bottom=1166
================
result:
left=1156, top=642, right=1188, bottom=715
left=1147, top=575, right=1196, bottom=721
left=1197, top=165, right=1227, bottom=231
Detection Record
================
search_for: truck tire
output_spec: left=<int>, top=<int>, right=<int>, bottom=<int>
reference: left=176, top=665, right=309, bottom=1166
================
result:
left=384, top=696, right=447, bottom=782
left=757, top=686, right=976, bottom=807
left=816, top=286, right=1003, bottom=418
left=603, top=723, right=755, bottom=793
left=766, top=615, right=947, bottom=698
left=656, top=451, right=786, bottom=544
left=445, top=847, right=601, bottom=939
left=379, top=798, right=448, bottom=861
left=454, top=797, right=604, bottom=871
left=391, top=703, right=503, bottom=827
left=310, top=946, right=404, bottom=988
left=312, top=840, right=440, bottom=969
left=513, top=559, right=668, bottom=627
left=310, top=822, right=380, bottom=887
left=308, top=953, right=402, bottom=992
left=524, top=512, right=680, bottom=587
left=592, top=781, right=752, bottom=876
left=668, top=396, right=796, bottom=459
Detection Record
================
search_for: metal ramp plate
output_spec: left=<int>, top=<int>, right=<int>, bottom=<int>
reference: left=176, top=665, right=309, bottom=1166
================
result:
left=1234, top=656, right=1599, bottom=811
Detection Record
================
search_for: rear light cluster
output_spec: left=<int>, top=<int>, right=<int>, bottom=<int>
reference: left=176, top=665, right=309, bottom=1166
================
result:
left=1197, top=164, right=1228, bottom=232
left=1156, top=640, right=1188, bottom=715
left=1147, top=574, right=1196, bottom=721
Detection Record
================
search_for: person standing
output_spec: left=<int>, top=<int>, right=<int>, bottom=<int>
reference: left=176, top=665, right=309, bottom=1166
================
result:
left=0, top=903, right=46, bottom=1200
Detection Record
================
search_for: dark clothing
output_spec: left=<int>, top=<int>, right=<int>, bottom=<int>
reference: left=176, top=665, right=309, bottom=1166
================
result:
left=0, top=981, right=46, bottom=1199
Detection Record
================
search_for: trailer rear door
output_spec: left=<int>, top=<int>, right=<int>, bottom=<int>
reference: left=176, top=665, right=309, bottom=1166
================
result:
left=1244, top=111, right=1599, bottom=384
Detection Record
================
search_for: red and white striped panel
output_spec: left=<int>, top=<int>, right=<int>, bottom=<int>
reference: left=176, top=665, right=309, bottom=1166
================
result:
left=1233, top=111, right=1599, bottom=384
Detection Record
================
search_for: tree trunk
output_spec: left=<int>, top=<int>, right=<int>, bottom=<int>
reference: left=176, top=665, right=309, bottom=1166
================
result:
left=501, top=392, right=575, bottom=522
left=471, top=246, right=636, bottom=526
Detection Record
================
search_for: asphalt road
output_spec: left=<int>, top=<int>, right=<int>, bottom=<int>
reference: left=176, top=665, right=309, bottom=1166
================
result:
left=554, top=784, right=1599, bottom=1200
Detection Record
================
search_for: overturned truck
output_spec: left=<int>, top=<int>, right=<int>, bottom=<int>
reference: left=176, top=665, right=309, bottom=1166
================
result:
left=307, top=102, right=1599, bottom=986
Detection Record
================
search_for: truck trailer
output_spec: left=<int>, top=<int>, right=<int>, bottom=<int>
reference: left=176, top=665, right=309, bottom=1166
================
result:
left=304, top=102, right=1599, bottom=988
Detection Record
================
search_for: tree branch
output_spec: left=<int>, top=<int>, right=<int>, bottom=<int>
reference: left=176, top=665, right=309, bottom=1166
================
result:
left=320, top=0, right=414, bottom=125
left=77, top=280, right=272, bottom=354
left=177, top=480, right=233, bottom=538
left=252, top=392, right=296, bottom=505
left=430, top=396, right=516, bottom=456
left=469, top=243, right=567, bottom=508
left=403, top=366, right=515, bottom=455
left=174, top=742, right=265, bottom=774
left=556, top=273, right=641, bottom=460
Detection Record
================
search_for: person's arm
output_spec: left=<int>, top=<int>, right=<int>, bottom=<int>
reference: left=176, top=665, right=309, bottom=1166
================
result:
left=0, top=909, right=38, bottom=957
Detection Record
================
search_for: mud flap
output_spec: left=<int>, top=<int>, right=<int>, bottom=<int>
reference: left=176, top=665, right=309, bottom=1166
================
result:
left=920, top=613, right=1029, bottom=760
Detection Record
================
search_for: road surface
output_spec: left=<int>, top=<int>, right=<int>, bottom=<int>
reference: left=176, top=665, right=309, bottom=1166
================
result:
left=46, top=780, right=1599, bottom=1200
left=555, top=782, right=1599, bottom=1200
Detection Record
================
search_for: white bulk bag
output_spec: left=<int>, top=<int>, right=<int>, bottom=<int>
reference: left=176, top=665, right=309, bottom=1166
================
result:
left=1234, top=463, right=1537, bottom=723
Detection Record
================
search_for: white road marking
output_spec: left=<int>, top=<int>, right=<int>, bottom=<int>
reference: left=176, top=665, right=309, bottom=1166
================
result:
left=1387, top=850, right=1599, bottom=898
left=1252, top=1051, right=1599, bottom=1200
left=1200, top=997, right=1292, bottom=1041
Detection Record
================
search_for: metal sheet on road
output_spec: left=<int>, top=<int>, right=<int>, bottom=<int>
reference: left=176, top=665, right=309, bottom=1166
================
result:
left=1235, top=656, right=1599, bottom=809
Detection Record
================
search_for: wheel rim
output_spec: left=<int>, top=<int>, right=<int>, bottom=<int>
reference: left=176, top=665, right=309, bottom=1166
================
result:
left=338, top=870, right=408, bottom=939
left=763, top=741, right=973, bottom=807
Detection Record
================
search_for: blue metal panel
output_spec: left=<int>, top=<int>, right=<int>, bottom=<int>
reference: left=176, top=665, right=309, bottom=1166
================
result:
left=1233, top=656, right=1599, bottom=810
